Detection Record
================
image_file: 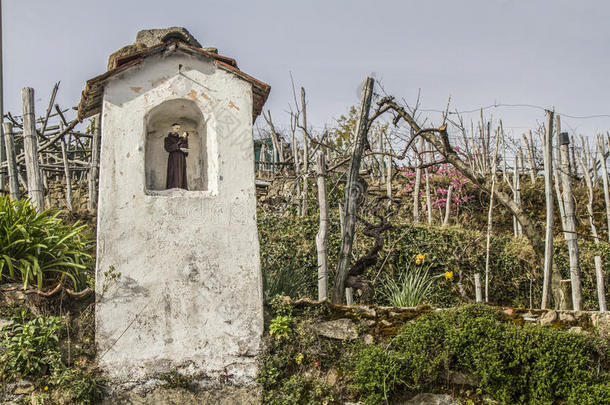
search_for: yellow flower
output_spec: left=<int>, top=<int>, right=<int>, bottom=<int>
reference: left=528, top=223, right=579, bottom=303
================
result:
left=44, top=386, right=49, bottom=391
left=416, top=258, right=421, bottom=265
left=444, top=271, right=453, bottom=280
left=415, top=254, right=426, bottom=265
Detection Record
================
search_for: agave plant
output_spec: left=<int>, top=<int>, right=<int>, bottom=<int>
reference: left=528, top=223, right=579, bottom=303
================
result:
left=379, top=263, right=440, bottom=307
left=0, top=196, right=92, bottom=291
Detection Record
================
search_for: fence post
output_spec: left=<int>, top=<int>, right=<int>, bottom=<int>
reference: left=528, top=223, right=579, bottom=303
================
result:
left=541, top=111, right=554, bottom=309
left=88, top=114, right=100, bottom=211
left=22, top=88, right=44, bottom=211
left=316, top=151, right=329, bottom=300
left=2, top=122, right=19, bottom=200
left=60, top=121, right=73, bottom=211
left=333, top=77, right=374, bottom=304
left=474, top=273, right=483, bottom=303
left=559, top=132, right=582, bottom=310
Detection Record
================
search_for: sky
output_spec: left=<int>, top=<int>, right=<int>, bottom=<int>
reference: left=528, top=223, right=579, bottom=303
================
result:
left=4, top=0, right=610, bottom=141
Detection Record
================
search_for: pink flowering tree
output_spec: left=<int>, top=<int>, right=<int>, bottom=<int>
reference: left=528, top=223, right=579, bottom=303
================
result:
left=399, top=163, right=476, bottom=219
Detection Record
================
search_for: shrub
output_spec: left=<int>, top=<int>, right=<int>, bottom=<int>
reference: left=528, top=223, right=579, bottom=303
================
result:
left=345, top=305, right=610, bottom=404
left=346, top=344, right=401, bottom=404
left=0, top=196, right=92, bottom=290
left=0, top=310, right=62, bottom=379
left=569, top=381, right=610, bottom=405
left=0, top=309, right=103, bottom=403
left=50, top=367, right=104, bottom=404
left=259, top=299, right=343, bottom=404
left=263, top=374, right=333, bottom=405
left=269, top=315, right=292, bottom=339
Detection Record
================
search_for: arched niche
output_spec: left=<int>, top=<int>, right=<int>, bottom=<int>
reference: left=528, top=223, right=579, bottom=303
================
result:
left=145, top=98, right=208, bottom=192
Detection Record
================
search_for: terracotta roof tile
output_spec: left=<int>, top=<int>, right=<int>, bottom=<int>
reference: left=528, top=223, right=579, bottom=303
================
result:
left=78, top=41, right=270, bottom=123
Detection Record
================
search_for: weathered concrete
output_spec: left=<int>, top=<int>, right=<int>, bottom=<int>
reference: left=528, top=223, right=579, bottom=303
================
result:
left=95, top=47, right=264, bottom=385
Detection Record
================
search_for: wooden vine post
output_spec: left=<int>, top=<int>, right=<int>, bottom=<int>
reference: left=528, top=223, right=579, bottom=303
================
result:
left=259, top=143, right=266, bottom=176
left=559, top=132, right=583, bottom=310
left=578, top=154, right=607, bottom=311
left=522, top=132, right=536, bottom=182
left=424, top=141, right=432, bottom=224
left=22, top=88, right=45, bottom=212
left=290, top=114, right=302, bottom=215
left=413, top=138, right=423, bottom=223
left=386, top=153, right=392, bottom=203
left=2, top=122, right=19, bottom=201
left=484, top=133, right=500, bottom=303
left=597, top=134, right=610, bottom=243
left=88, top=114, right=100, bottom=211
left=553, top=116, right=567, bottom=232
left=541, top=110, right=554, bottom=309
left=378, top=132, right=385, bottom=183
left=300, top=87, right=309, bottom=217
left=315, top=150, right=329, bottom=300
left=333, top=76, right=374, bottom=304
left=512, top=156, right=522, bottom=237
left=442, top=185, right=453, bottom=227
left=474, top=273, right=483, bottom=303
left=60, top=123, right=73, bottom=211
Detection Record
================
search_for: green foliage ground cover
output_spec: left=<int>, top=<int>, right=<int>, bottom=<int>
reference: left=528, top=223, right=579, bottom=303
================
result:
left=0, top=307, right=103, bottom=404
left=0, top=197, right=100, bottom=403
left=258, top=212, right=610, bottom=310
left=346, top=305, right=610, bottom=405
left=260, top=301, right=610, bottom=404
left=258, top=297, right=339, bottom=404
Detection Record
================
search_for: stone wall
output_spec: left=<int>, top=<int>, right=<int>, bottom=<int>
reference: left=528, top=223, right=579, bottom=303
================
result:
left=284, top=297, right=610, bottom=343
left=47, top=180, right=90, bottom=212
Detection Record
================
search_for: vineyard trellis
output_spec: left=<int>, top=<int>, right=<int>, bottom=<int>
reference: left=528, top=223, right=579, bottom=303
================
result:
left=2, top=77, right=610, bottom=311
left=255, top=77, right=610, bottom=311
left=0, top=83, right=100, bottom=212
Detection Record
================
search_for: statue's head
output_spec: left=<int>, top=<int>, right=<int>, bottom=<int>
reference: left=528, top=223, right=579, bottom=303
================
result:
left=171, top=123, right=181, bottom=132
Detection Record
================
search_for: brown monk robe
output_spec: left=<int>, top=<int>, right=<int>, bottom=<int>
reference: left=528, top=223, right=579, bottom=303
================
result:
left=164, top=130, right=188, bottom=189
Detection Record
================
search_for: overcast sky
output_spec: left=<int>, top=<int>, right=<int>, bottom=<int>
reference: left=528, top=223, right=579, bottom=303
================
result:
left=4, top=0, right=610, bottom=140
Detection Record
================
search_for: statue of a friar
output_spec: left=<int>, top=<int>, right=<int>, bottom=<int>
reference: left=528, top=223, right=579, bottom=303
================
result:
left=164, top=123, right=189, bottom=190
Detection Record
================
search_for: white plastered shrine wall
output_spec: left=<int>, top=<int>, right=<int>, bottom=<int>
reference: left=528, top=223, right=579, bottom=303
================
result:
left=95, top=51, right=264, bottom=384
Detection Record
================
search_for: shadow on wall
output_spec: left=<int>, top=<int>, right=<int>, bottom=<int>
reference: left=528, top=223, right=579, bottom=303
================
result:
left=145, top=98, right=208, bottom=192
